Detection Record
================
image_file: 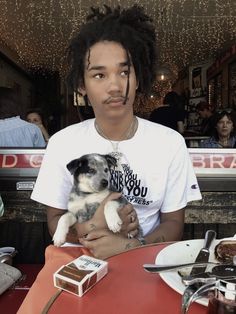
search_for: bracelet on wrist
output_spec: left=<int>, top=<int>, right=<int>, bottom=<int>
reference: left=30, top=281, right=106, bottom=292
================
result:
left=136, top=236, right=146, bottom=246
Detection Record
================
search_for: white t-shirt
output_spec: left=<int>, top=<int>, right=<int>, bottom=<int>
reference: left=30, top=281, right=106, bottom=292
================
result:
left=31, top=117, right=201, bottom=236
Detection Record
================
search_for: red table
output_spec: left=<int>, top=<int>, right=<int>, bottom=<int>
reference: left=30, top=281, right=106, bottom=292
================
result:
left=0, top=264, right=43, bottom=314
left=17, top=244, right=206, bottom=314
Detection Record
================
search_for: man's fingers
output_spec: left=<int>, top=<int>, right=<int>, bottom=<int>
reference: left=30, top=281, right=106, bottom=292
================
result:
left=127, top=229, right=139, bottom=238
left=117, top=203, right=133, bottom=215
left=101, top=192, right=122, bottom=205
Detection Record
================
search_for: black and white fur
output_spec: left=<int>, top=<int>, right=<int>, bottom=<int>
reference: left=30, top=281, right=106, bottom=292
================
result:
left=53, top=153, right=127, bottom=247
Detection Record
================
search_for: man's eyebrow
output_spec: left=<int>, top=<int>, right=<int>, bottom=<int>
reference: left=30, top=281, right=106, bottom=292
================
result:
left=87, top=61, right=129, bottom=72
left=88, top=65, right=105, bottom=71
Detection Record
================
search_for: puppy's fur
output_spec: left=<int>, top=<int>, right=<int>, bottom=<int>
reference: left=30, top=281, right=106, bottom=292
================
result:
left=53, top=153, right=127, bottom=247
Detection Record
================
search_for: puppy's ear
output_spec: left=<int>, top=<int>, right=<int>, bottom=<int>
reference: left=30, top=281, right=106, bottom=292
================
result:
left=105, top=154, right=117, bottom=168
left=66, top=158, right=81, bottom=175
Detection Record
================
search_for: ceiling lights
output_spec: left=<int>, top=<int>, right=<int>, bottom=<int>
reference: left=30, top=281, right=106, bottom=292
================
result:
left=0, top=0, right=235, bottom=79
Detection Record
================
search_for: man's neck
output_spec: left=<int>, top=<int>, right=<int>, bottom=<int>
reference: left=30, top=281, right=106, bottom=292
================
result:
left=95, top=115, right=137, bottom=141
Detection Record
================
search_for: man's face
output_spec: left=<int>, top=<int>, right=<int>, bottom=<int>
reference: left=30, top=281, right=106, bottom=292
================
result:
left=197, top=109, right=208, bottom=119
left=79, top=41, right=138, bottom=121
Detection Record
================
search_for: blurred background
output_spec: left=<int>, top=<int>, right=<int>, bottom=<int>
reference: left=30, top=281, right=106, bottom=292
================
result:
left=0, top=0, right=236, bottom=132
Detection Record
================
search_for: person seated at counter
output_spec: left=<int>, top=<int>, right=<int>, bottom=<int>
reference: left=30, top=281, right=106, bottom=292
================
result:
left=31, top=5, right=202, bottom=260
left=26, top=109, right=50, bottom=143
left=200, top=110, right=236, bottom=148
left=0, top=87, right=46, bottom=147
left=196, top=101, right=215, bottom=136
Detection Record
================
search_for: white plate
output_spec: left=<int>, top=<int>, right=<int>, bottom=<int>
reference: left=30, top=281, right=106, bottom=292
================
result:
left=155, top=239, right=221, bottom=306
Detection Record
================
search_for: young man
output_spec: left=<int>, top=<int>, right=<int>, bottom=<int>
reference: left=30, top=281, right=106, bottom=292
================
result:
left=31, top=5, right=201, bottom=259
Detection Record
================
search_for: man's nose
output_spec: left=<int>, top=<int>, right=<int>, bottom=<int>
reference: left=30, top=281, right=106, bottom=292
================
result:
left=107, top=75, right=122, bottom=92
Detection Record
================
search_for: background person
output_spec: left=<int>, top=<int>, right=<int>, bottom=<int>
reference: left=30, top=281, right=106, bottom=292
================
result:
left=200, top=110, right=236, bottom=148
left=196, top=101, right=215, bottom=136
left=149, top=91, right=185, bottom=134
left=31, top=5, right=201, bottom=260
left=26, top=109, right=50, bottom=143
left=0, top=87, right=46, bottom=147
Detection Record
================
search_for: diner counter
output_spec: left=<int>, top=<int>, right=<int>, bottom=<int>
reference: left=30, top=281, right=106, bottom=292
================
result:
left=16, top=243, right=205, bottom=314
left=184, top=135, right=210, bottom=148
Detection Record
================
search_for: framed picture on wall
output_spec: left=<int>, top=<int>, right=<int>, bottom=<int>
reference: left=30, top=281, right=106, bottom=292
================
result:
left=189, top=63, right=210, bottom=98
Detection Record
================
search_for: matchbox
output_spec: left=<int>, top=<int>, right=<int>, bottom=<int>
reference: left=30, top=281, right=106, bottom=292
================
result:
left=53, top=255, right=108, bottom=297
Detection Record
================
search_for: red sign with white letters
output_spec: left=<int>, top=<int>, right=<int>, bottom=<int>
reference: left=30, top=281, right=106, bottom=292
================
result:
left=0, top=150, right=236, bottom=174
left=190, top=153, right=236, bottom=169
left=0, top=154, right=43, bottom=168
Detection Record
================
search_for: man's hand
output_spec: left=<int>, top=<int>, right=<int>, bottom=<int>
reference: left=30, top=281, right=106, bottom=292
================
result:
left=118, top=203, right=139, bottom=238
left=79, top=229, right=140, bottom=259
left=76, top=192, right=139, bottom=238
left=76, top=193, right=123, bottom=236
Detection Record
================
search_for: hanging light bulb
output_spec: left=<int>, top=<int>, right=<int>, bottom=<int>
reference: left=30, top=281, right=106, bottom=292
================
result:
left=156, top=66, right=173, bottom=81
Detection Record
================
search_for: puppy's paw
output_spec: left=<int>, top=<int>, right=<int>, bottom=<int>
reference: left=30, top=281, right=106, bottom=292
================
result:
left=53, top=212, right=76, bottom=247
left=53, top=228, right=67, bottom=247
left=104, top=201, right=122, bottom=233
left=107, top=219, right=122, bottom=233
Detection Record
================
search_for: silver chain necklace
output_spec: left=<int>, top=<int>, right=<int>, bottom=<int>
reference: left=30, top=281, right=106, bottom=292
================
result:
left=95, top=117, right=137, bottom=169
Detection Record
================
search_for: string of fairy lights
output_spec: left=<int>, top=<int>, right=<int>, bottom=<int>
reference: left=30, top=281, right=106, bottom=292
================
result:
left=0, top=1, right=236, bottom=89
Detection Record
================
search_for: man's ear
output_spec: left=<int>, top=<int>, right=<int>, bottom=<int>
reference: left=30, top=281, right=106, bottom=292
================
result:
left=78, top=87, right=86, bottom=96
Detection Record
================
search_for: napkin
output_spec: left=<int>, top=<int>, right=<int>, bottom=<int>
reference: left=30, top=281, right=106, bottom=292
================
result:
left=0, top=263, right=22, bottom=295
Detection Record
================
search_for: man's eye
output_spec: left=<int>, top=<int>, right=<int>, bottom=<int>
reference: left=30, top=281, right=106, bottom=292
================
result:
left=121, top=70, right=129, bottom=76
left=94, top=73, right=104, bottom=79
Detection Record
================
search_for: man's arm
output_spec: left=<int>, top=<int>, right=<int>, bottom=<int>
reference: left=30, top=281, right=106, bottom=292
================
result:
left=79, top=208, right=185, bottom=260
left=46, top=205, right=111, bottom=244
left=46, top=193, right=139, bottom=244
left=145, top=208, right=185, bottom=244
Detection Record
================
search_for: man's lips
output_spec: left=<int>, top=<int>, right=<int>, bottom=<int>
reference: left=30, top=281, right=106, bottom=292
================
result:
left=104, top=97, right=126, bottom=104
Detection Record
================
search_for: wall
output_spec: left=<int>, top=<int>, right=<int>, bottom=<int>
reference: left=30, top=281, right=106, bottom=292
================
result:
left=207, top=44, right=236, bottom=109
left=0, top=52, right=33, bottom=114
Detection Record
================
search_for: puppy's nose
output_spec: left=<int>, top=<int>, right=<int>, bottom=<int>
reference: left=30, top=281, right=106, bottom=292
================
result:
left=101, top=179, right=108, bottom=188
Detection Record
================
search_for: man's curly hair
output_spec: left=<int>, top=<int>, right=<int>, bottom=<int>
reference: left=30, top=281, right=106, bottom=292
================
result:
left=67, top=5, right=157, bottom=101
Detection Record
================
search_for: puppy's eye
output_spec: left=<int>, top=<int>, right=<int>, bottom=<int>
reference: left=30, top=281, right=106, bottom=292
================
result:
left=88, top=168, right=96, bottom=174
left=104, top=168, right=109, bottom=173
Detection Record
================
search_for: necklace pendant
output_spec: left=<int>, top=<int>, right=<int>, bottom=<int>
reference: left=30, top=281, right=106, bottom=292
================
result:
left=110, top=151, right=123, bottom=160
left=110, top=151, right=123, bottom=172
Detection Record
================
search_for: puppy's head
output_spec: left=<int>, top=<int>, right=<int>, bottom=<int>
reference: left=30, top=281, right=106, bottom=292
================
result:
left=67, top=153, right=117, bottom=193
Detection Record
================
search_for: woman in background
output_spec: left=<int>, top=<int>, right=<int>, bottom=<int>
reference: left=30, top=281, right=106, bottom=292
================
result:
left=26, top=109, right=50, bottom=143
left=200, top=111, right=236, bottom=148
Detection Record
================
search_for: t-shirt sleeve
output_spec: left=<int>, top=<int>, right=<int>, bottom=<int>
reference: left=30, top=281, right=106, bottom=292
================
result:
left=31, top=135, right=72, bottom=209
left=160, top=138, right=202, bottom=213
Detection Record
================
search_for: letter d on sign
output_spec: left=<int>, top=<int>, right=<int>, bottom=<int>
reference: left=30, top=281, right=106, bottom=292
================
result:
left=2, top=155, right=17, bottom=168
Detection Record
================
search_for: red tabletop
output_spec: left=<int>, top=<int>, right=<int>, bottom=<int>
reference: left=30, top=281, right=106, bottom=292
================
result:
left=17, top=243, right=206, bottom=314
left=0, top=264, right=43, bottom=314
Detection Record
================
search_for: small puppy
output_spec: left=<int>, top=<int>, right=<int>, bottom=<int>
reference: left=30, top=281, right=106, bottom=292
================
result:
left=53, top=153, right=127, bottom=247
